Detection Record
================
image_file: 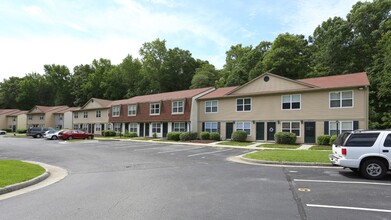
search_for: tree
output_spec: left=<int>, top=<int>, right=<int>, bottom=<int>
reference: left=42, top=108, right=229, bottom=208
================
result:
left=0, top=77, right=22, bottom=109
left=16, top=73, right=51, bottom=109
left=43, top=64, right=74, bottom=106
left=72, top=64, right=95, bottom=106
left=262, top=33, right=311, bottom=79
left=190, top=63, right=219, bottom=89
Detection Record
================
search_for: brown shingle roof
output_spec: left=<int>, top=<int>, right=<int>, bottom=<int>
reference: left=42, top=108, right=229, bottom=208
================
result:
left=28, top=105, right=70, bottom=114
left=0, top=109, right=20, bottom=115
left=298, top=72, right=369, bottom=89
left=111, top=87, right=214, bottom=105
left=198, top=86, right=238, bottom=99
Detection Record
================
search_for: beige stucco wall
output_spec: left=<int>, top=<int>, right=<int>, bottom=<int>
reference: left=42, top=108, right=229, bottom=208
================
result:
left=73, top=109, right=110, bottom=124
left=198, top=87, right=368, bottom=143
left=17, top=114, right=27, bottom=130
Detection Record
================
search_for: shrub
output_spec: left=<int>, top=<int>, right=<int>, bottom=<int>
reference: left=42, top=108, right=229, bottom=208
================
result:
left=102, top=130, right=116, bottom=137
left=200, top=132, right=210, bottom=140
left=209, top=132, right=221, bottom=141
left=232, top=131, right=247, bottom=142
left=167, top=132, right=181, bottom=141
left=275, top=132, right=297, bottom=145
left=179, top=132, right=198, bottom=141
left=329, top=135, right=337, bottom=145
left=16, top=129, right=27, bottom=134
left=124, top=132, right=138, bottom=138
left=2, top=128, right=12, bottom=132
left=152, top=133, right=157, bottom=138
left=189, top=132, right=198, bottom=140
left=317, top=135, right=331, bottom=145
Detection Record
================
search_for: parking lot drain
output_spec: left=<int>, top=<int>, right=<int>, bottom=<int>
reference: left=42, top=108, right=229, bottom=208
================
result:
left=298, top=188, right=311, bottom=192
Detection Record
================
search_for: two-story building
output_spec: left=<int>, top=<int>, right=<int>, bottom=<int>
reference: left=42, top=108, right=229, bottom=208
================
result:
left=26, top=105, right=71, bottom=129
left=72, top=98, right=112, bottom=134
left=0, top=109, right=27, bottom=132
left=109, top=87, right=214, bottom=138
left=197, top=72, right=370, bottom=143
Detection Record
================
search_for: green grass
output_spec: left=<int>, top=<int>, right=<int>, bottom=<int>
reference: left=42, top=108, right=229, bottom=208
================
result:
left=257, top=144, right=300, bottom=149
left=3, top=134, right=29, bottom=138
left=244, top=150, right=332, bottom=163
left=132, top=137, right=155, bottom=140
left=0, top=160, right=45, bottom=188
left=310, top=145, right=332, bottom=150
left=153, top=139, right=177, bottom=142
left=217, top=141, right=254, bottom=146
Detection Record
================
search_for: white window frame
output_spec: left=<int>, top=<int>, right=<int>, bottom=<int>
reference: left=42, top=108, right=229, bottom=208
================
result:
left=39, top=114, right=44, bottom=120
left=96, top=110, right=101, bottom=118
left=74, top=112, right=78, bottom=119
left=281, top=121, right=301, bottom=137
left=112, top=106, right=120, bottom=117
left=204, top=122, right=218, bottom=133
left=281, top=94, right=301, bottom=110
left=96, top=124, right=101, bottom=132
left=151, top=122, right=161, bottom=133
left=128, top=104, right=137, bottom=116
left=28, top=115, right=32, bottom=120
left=329, top=121, right=353, bottom=135
left=205, top=100, right=218, bottom=113
left=236, top=122, right=251, bottom=135
left=83, top=111, right=88, bottom=118
left=150, top=103, right=160, bottom=115
left=236, top=98, right=252, bottom=112
left=129, top=123, right=138, bottom=133
left=329, top=90, right=354, bottom=109
left=172, top=101, right=184, bottom=114
left=173, top=122, right=186, bottom=132
left=114, top=123, right=121, bottom=132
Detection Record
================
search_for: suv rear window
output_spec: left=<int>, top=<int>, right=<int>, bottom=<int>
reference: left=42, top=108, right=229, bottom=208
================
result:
left=345, top=133, right=380, bottom=147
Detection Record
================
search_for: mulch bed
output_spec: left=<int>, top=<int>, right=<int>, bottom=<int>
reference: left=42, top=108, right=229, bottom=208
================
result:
left=187, top=140, right=217, bottom=144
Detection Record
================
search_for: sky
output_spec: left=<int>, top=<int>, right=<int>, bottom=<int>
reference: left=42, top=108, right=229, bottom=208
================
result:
left=0, top=0, right=360, bottom=81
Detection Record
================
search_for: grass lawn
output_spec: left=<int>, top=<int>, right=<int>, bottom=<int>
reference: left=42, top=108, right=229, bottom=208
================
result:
left=310, top=145, right=332, bottom=150
left=132, top=137, right=156, bottom=141
left=257, top=144, right=300, bottom=149
left=217, top=141, right=254, bottom=146
left=244, top=150, right=332, bottom=163
left=0, top=160, right=45, bottom=188
left=3, top=134, right=29, bottom=138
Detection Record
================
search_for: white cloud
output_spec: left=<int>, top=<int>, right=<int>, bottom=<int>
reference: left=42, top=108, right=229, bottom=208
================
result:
left=22, top=5, right=43, bottom=17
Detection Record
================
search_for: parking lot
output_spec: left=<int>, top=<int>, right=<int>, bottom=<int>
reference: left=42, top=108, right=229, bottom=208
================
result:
left=0, top=137, right=391, bottom=219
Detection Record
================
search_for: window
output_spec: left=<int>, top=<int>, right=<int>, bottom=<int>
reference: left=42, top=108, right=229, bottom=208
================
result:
left=59, top=116, right=63, bottom=121
left=172, top=101, right=184, bottom=114
left=204, top=122, right=218, bottom=133
left=330, top=91, right=353, bottom=108
left=151, top=122, right=161, bottom=133
left=96, top=124, right=101, bottom=132
left=384, top=134, right=391, bottom=147
left=282, top=94, right=301, bottom=110
left=128, top=105, right=137, bottom=116
left=129, top=123, right=138, bottom=133
left=73, top=124, right=79, bottom=130
left=150, top=103, right=160, bottom=115
left=83, top=111, right=88, bottom=118
left=112, top=106, right=120, bottom=117
left=236, top=122, right=251, bottom=135
left=205, top=100, right=218, bottom=113
left=173, top=122, right=186, bottom=132
left=281, top=121, right=301, bottom=137
left=329, top=121, right=353, bottom=135
left=74, top=112, right=78, bottom=119
left=114, top=123, right=121, bottom=132
left=28, top=115, right=32, bottom=120
left=39, top=114, right=44, bottom=120
left=236, top=98, right=251, bottom=112
left=345, top=133, right=380, bottom=147
left=96, top=110, right=101, bottom=118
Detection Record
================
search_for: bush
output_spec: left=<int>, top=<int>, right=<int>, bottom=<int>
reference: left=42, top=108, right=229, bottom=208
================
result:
left=317, top=135, right=331, bottom=145
left=275, top=132, right=297, bottom=145
left=167, top=132, right=181, bottom=141
left=232, top=131, right=247, bottom=142
left=102, top=130, right=116, bottom=137
left=16, top=129, right=27, bottom=134
left=200, top=132, right=210, bottom=140
left=152, top=133, right=157, bottom=138
left=124, top=132, right=137, bottom=138
left=179, top=132, right=198, bottom=141
left=329, top=135, right=337, bottom=145
left=189, top=132, right=198, bottom=140
left=2, top=128, right=12, bottom=132
left=209, top=132, right=221, bottom=141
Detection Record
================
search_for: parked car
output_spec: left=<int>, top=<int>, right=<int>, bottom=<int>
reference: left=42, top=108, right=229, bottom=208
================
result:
left=0, top=130, right=7, bottom=135
left=45, top=129, right=63, bottom=140
left=58, top=130, right=94, bottom=140
left=329, top=130, right=391, bottom=179
left=27, top=127, right=51, bottom=138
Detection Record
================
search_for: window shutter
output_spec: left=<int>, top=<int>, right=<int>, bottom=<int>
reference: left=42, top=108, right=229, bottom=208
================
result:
left=218, top=122, right=221, bottom=134
left=202, top=122, right=205, bottom=132
left=324, top=121, right=329, bottom=135
left=185, top=122, right=187, bottom=132
left=353, top=121, right=359, bottom=130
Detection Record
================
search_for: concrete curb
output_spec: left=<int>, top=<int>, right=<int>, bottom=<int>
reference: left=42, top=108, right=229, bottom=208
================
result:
left=239, top=156, right=333, bottom=167
left=0, top=162, right=50, bottom=195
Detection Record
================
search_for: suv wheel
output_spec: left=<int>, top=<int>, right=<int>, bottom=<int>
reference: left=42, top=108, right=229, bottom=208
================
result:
left=361, top=159, right=387, bottom=180
left=52, top=136, right=58, bottom=140
left=36, top=134, right=42, bottom=138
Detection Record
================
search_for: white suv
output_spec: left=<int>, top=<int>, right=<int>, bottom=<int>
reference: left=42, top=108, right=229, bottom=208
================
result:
left=329, top=130, right=391, bottom=180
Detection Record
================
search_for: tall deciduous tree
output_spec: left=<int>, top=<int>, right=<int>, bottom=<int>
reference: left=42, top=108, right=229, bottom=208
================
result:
left=43, top=64, right=74, bottom=106
left=190, top=63, right=219, bottom=89
left=0, top=77, right=22, bottom=109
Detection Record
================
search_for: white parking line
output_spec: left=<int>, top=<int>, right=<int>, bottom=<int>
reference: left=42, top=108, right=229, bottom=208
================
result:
left=294, top=179, right=391, bottom=186
left=307, top=204, right=391, bottom=213
left=133, top=146, right=170, bottom=151
left=187, top=149, right=232, bottom=157
left=158, top=147, right=206, bottom=154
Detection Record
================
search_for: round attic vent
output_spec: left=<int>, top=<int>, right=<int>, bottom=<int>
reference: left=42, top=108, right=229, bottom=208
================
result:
left=264, top=76, right=270, bottom=82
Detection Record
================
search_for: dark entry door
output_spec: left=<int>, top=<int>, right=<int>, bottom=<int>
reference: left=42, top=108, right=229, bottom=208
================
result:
left=304, top=122, right=316, bottom=143
left=256, top=122, right=265, bottom=140
left=145, top=123, right=150, bottom=136
left=226, top=122, right=234, bottom=139
left=140, top=123, right=144, bottom=137
left=267, top=122, right=276, bottom=141
left=163, top=123, right=168, bottom=138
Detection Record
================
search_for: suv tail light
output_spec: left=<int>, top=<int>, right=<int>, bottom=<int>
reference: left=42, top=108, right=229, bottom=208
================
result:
left=342, top=148, right=347, bottom=156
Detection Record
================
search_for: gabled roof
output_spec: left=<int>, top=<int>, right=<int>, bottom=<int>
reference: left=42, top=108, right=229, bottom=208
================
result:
left=28, top=105, right=70, bottom=114
left=56, top=107, right=80, bottom=114
left=6, top=110, right=28, bottom=116
left=0, top=109, right=20, bottom=115
left=198, top=86, right=238, bottom=99
left=79, top=98, right=113, bottom=110
left=298, top=72, right=369, bottom=88
left=111, top=87, right=214, bottom=105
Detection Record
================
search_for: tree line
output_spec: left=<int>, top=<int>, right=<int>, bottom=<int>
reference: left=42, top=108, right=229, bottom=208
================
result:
left=0, top=0, right=390, bottom=129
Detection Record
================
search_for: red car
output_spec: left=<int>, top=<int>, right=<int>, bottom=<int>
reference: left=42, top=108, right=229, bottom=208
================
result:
left=58, top=130, right=94, bottom=140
